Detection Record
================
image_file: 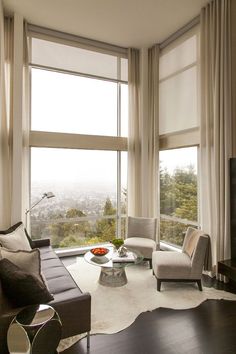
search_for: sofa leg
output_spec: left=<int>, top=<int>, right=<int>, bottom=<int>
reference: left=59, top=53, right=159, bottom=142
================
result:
left=157, top=279, right=161, bottom=291
left=149, top=259, right=152, bottom=269
left=87, top=331, right=90, bottom=348
left=197, top=280, right=202, bottom=291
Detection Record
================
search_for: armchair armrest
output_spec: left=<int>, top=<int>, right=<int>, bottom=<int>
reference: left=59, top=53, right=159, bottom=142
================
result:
left=32, top=238, right=51, bottom=248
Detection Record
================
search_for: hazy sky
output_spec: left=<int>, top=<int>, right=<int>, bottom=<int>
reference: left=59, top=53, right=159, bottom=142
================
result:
left=160, top=147, right=197, bottom=173
left=31, top=148, right=127, bottom=187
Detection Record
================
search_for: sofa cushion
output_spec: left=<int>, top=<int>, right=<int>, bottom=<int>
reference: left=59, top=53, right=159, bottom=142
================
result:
left=0, top=248, right=45, bottom=285
left=0, top=222, right=31, bottom=251
left=152, top=251, right=192, bottom=279
left=0, top=259, right=54, bottom=307
left=38, top=246, right=83, bottom=297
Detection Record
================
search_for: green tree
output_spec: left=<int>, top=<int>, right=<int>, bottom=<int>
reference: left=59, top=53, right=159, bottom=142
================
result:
left=160, top=164, right=198, bottom=246
left=66, top=208, right=86, bottom=218
left=59, top=235, right=85, bottom=248
left=49, top=208, right=91, bottom=247
left=173, top=166, right=197, bottom=221
left=160, top=166, right=175, bottom=215
left=103, top=198, right=116, bottom=216
left=96, top=198, right=116, bottom=242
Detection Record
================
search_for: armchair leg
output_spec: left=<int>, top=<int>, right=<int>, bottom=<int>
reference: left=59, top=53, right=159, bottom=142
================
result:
left=87, top=331, right=90, bottom=348
left=197, top=280, right=202, bottom=291
left=149, top=259, right=152, bottom=269
left=157, top=279, right=161, bottom=291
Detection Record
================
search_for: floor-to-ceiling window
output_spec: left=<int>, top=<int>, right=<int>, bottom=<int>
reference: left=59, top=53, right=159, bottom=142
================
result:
left=28, top=26, right=128, bottom=249
left=159, top=25, right=200, bottom=248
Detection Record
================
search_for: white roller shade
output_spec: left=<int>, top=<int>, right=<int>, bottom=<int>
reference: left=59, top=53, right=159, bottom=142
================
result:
left=159, top=67, right=198, bottom=134
left=31, top=38, right=123, bottom=80
left=159, top=28, right=199, bottom=135
left=159, top=35, right=197, bottom=80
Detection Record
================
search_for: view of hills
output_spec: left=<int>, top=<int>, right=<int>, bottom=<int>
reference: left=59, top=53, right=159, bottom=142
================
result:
left=30, top=163, right=198, bottom=249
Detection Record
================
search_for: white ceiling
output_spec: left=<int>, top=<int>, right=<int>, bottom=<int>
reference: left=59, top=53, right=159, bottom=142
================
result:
left=3, top=0, right=209, bottom=48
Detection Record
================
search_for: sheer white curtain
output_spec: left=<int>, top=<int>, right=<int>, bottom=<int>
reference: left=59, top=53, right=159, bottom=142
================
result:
left=147, top=45, right=159, bottom=220
left=0, top=2, right=13, bottom=229
left=128, top=46, right=159, bottom=231
left=200, top=0, right=232, bottom=275
left=22, top=22, right=30, bottom=226
left=128, top=48, right=142, bottom=216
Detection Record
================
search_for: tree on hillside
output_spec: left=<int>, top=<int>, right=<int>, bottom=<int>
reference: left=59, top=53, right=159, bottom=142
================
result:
left=160, top=164, right=198, bottom=246
left=160, top=166, right=175, bottom=215
left=103, top=198, right=116, bottom=216
left=49, top=208, right=90, bottom=247
left=96, top=198, right=116, bottom=241
left=66, top=208, right=86, bottom=218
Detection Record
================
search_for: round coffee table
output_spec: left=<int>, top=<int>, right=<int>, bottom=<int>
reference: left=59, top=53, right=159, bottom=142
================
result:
left=84, top=246, right=143, bottom=287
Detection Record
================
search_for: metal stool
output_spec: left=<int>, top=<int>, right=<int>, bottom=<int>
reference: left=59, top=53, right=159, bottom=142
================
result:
left=7, top=304, right=62, bottom=354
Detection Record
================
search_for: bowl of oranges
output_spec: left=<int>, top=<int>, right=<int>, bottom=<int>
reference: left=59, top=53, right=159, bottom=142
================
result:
left=90, top=247, right=109, bottom=257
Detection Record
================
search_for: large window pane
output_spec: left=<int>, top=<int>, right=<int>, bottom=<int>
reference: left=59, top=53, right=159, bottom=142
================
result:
left=160, top=147, right=198, bottom=246
left=30, top=148, right=127, bottom=248
left=31, top=68, right=118, bottom=135
left=29, top=33, right=128, bottom=250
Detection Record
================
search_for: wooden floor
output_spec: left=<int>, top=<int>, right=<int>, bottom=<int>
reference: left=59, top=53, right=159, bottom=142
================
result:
left=61, top=258, right=236, bottom=354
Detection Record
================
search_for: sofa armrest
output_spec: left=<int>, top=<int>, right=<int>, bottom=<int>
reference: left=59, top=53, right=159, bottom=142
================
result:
left=33, top=238, right=51, bottom=248
left=52, top=292, right=91, bottom=338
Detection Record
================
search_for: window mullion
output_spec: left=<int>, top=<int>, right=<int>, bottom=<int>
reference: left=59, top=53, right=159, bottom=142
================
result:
left=116, top=57, right=121, bottom=238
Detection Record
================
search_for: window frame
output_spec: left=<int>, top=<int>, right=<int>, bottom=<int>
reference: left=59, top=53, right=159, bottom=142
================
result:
left=28, top=27, right=128, bottom=246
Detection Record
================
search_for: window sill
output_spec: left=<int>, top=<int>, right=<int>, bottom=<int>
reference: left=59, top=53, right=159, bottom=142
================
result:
left=55, top=241, right=182, bottom=258
left=55, top=242, right=111, bottom=258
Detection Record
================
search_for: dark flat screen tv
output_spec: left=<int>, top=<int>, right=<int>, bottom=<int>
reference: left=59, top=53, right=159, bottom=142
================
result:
left=230, top=158, right=236, bottom=259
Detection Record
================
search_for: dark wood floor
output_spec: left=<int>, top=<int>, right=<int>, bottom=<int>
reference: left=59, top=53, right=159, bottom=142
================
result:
left=62, top=299, right=236, bottom=354
left=61, top=258, right=236, bottom=354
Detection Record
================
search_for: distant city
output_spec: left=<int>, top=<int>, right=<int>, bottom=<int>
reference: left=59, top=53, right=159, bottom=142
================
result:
left=30, top=181, right=123, bottom=219
left=29, top=181, right=126, bottom=247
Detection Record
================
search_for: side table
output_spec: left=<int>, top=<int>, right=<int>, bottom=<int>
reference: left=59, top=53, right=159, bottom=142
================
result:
left=218, top=259, right=236, bottom=282
left=7, top=304, right=62, bottom=354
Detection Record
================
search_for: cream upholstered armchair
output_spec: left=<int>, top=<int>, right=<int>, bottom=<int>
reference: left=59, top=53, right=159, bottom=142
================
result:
left=152, top=227, right=210, bottom=291
left=124, top=216, right=158, bottom=268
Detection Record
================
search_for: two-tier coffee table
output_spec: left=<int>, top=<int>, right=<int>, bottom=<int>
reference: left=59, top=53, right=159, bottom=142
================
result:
left=84, top=246, right=143, bottom=287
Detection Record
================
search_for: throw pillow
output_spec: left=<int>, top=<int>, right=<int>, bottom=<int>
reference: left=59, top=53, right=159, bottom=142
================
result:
left=24, top=227, right=36, bottom=249
left=0, top=248, right=45, bottom=285
left=0, top=258, right=54, bottom=307
left=0, top=222, right=31, bottom=251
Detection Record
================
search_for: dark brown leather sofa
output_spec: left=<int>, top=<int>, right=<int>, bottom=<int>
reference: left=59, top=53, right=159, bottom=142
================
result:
left=0, top=238, right=91, bottom=354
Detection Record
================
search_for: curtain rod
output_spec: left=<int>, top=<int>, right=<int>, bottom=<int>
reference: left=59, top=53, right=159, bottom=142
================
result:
left=159, top=15, right=200, bottom=49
